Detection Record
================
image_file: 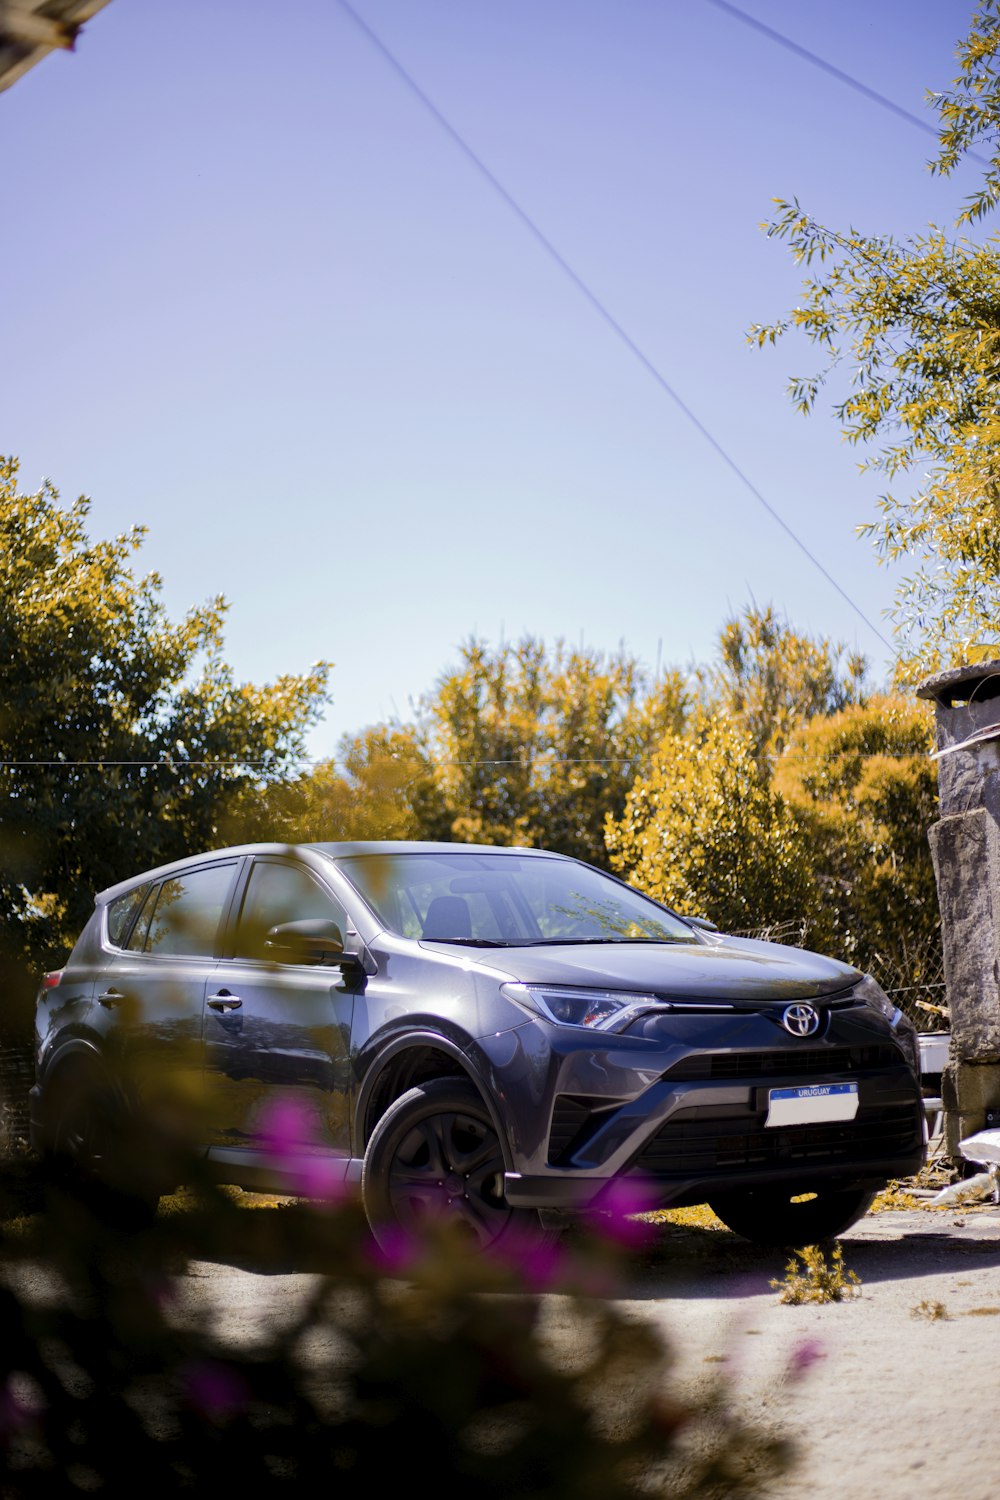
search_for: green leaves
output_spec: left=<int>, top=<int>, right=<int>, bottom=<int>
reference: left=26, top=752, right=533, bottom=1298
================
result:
left=0, top=457, right=329, bottom=1022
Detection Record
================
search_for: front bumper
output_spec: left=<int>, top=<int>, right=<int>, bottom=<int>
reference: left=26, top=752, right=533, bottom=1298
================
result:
left=479, top=1002, right=925, bottom=1211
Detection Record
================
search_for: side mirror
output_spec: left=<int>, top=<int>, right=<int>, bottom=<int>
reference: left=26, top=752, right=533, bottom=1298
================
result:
left=685, top=914, right=719, bottom=933
left=264, top=919, right=361, bottom=968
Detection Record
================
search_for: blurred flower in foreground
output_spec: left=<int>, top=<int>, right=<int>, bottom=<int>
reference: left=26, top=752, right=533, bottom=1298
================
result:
left=492, top=1227, right=566, bottom=1291
left=181, top=1361, right=248, bottom=1421
left=787, top=1338, right=826, bottom=1381
left=585, top=1177, right=659, bottom=1247
left=366, top=1223, right=419, bottom=1275
left=258, top=1095, right=348, bottom=1202
left=0, top=1376, right=38, bottom=1439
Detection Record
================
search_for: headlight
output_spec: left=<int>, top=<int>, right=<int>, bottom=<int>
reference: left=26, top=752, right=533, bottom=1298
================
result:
left=853, top=974, right=902, bottom=1026
left=500, top=983, right=668, bottom=1033
left=853, top=974, right=919, bottom=1073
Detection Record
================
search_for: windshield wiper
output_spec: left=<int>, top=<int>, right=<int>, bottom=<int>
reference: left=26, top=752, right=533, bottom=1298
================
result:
left=518, top=935, right=682, bottom=946
left=417, top=935, right=686, bottom=948
left=418, top=936, right=511, bottom=947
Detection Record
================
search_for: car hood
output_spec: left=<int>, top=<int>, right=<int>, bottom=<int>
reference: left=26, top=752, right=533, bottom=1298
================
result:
left=454, top=934, right=861, bottom=1002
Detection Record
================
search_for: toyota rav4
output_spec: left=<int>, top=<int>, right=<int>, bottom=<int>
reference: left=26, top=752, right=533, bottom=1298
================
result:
left=31, top=841, right=925, bottom=1246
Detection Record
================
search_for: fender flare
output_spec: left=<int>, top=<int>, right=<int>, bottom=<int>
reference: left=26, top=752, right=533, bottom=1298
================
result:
left=354, top=1028, right=512, bottom=1168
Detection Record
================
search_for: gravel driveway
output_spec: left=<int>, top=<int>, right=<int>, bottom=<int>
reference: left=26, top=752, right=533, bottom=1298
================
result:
left=154, top=1197, right=1000, bottom=1500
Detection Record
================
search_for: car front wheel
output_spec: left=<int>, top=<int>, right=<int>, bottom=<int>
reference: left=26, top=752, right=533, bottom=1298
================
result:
left=707, top=1184, right=877, bottom=1246
left=361, top=1078, right=549, bottom=1252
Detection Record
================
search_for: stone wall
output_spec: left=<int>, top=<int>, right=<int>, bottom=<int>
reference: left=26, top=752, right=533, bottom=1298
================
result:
left=919, top=659, right=1000, bottom=1151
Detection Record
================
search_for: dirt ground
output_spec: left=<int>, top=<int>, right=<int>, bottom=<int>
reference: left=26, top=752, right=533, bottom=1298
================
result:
left=5, top=1165, right=997, bottom=1498
left=616, top=1197, right=1000, bottom=1500
left=149, top=1187, right=1000, bottom=1500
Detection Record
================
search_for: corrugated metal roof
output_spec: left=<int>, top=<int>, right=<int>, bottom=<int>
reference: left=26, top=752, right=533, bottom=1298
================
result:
left=0, top=0, right=112, bottom=93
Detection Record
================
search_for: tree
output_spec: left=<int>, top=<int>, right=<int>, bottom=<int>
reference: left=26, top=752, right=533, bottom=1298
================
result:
left=422, top=637, right=688, bottom=866
left=0, top=457, right=328, bottom=1022
left=704, top=603, right=867, bottom=771
left=604, top=710, right=814, bottom=933
left=753, top=1, right=1000, bottom=679
left=932, top=0, right=1000, bottom=225
left=773, top=696, right=940, bottom=991
left=255, top=723, right=446, bottom=844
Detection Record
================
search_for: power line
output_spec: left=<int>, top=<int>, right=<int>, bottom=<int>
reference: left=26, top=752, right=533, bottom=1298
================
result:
left=704, top=0, right=990, bottom=166
left=0, top=748, right=933, bottom=771
left=0, top=760, right=276, bottom=768
left=333, top=0, right=894, bottom=653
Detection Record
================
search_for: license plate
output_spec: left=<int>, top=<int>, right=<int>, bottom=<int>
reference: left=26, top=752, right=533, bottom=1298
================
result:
left=765, top=1082, right=859, bottom=1127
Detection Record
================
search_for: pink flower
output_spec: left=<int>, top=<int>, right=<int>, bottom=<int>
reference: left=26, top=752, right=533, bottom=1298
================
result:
left=294, top=1155, right=349, bottom=1203
left=585, top=1178, right=658, bottom=1246
left=182, top=1361, right=248, bottom=1420
left=489, top=1231, right=566, bottom=1291
left=367, top=1225, right=420, bottom=1275
left=141, top=1274, right=178, bottom=1309
left=257, top=1096, right=348, bottom=1202
left=787, top=1338, right=826, bottom=1381
left=259, top=1096, right=314, bottom=1155
left=0, top=1378, right=38, bottom=1438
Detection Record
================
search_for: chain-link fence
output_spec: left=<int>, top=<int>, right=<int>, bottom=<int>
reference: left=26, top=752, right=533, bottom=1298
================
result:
left=865, top=938, right=948, bottom=1030
left=736, top=922, right=948, bottom=1031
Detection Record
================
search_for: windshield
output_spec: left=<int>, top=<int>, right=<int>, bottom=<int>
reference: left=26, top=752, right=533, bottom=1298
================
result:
left=329, top=851, right=694, bottom=945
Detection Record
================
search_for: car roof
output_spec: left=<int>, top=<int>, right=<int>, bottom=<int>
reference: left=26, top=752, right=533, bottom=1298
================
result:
left=95, top=840, right=566, bottom=905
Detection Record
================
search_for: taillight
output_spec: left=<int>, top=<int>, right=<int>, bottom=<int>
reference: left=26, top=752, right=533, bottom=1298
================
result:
left=38, top=970, right=63, bottom=995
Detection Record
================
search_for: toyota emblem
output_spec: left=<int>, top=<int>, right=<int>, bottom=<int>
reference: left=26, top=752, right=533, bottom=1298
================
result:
left=781, top=1003, right=821, bottom=1037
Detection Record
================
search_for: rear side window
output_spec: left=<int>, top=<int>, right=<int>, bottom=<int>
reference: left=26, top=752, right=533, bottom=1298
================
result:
left=130, top=863, right=237, bottom=957
left=106, top=884, right=151, bottom=949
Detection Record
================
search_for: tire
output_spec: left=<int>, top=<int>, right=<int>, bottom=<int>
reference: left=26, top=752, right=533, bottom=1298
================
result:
left=42, top=1068, right=160, bottom=1230
left=362, top=1079, right=549, bottom=1252
left=707, top=1184, right=877, bottom=1247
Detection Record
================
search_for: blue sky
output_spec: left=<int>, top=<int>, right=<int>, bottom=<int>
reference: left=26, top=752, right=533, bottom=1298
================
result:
left=4, top=0, right=984, bottom=760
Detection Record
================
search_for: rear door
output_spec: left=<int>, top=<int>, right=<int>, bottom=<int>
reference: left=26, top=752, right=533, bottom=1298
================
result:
left=99, top=858, right=242, bottom=1121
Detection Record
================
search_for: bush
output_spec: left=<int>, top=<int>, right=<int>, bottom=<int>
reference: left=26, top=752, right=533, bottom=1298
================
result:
left=0, top=1147, right=794, bottom=1496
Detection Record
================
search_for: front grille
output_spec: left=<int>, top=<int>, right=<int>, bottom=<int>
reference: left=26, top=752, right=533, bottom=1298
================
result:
left=663, top=1045, right=899, bottom=1083
left=634, top=1102, right=921, bottom=1178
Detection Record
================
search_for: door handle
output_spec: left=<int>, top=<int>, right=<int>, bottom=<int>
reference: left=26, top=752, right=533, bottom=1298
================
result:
left=98, top=989, right=125, bottom=1008
left=207, top=991, right=242, bottom=1012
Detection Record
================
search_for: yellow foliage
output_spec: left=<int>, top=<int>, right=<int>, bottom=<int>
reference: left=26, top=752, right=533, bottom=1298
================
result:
left=774, top=696, right=939, bottom=981
left=605, top=709, right=814, bottom=932
left=771, top=1243, right=861, bottom=1305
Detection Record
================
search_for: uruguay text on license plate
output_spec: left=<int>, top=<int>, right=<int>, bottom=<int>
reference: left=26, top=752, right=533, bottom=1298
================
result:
left=765, top=1082, right=859, bottom=1128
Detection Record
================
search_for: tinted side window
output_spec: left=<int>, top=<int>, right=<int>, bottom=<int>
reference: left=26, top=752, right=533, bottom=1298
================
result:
left=106, top=884, right=151, bottom=949
left=138, top=864, right=238, bottom=957
left=125, top=885, right=157, bottom=953
left=235, top=861, right=348, bottom=961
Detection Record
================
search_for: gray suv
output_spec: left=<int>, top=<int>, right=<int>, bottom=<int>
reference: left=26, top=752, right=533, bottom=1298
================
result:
left=31, top=841, right=924, bottom=1246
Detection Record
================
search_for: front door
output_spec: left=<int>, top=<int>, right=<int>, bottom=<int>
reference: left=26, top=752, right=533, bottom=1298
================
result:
left=202, top=856, right=357, bottom=1187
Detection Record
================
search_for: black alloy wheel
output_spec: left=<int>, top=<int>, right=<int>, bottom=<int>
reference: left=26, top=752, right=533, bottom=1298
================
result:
left=707, top=1183, right=877, bottom=1246
left=362, top=1078, right=545, bottom=1251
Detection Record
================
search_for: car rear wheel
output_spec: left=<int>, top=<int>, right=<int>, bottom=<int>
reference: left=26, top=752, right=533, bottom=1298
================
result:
left=707, top=1184, right=877, bottom=1246
left=42, top=1068, right=160, bottom=1230
left=362, top=1079, right=551, bottom=1253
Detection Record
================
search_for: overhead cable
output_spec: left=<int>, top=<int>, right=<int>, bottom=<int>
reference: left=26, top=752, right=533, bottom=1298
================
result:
left=334, top=0, right=894, bottom=652
left=704, top=0, right=990, bottom=166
